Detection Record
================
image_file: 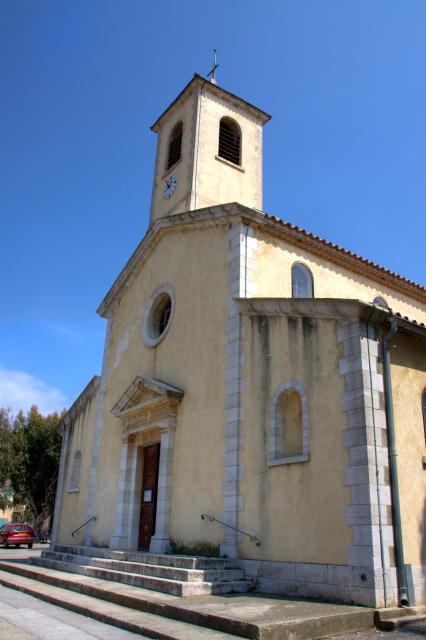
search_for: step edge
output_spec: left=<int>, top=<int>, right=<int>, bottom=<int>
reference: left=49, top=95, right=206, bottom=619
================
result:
left=35, top=558, right=248, bottom=588
left=0, top=562, right=260, bottom=639
left=0, top=570, right=243, bottom=640
left=376, top=614, right=426, bottom=631
left=375, top=605, right=426, bottom=621
left=0, top=562, right=375, bottom=638
left=53, top=545, right=237, bottom=567
left=46, top=555, right=243, bottom=578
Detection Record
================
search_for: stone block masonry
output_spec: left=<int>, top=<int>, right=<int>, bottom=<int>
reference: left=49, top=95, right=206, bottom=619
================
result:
left=220, top=221, right=257, bottom=558
left=338, top=320, right=397, bottom=607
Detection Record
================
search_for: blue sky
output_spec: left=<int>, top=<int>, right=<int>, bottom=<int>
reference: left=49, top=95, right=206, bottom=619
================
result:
left=1, top=0, right=425, bottom=415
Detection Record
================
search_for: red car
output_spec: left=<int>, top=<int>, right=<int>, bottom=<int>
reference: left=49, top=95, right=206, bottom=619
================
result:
left=0, top=523, right=35, bottom=548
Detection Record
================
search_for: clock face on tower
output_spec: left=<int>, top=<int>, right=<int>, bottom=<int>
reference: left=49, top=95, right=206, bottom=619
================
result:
left=163, top=175, right=177, bottom=199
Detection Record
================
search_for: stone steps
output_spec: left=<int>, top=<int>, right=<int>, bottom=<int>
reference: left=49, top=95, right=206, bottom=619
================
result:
left=34, top=555, right=250, bottom=596
left=375, top=605, right=426, bottom=630
left=32, top=544, right=251, bottom=596
left=0, top=560, right=376, bottom=640
left=376, top=614, right=426, bottom=631
left=0, top=561, right=258, bottom=637
left=0, top=566, right=242, bottom=640
left=54, top=544, right=237, bottom=569
left=41, top=550, right=245, bottom=583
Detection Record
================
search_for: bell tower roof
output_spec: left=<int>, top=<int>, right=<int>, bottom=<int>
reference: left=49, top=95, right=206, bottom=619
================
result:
left=149, top=74, right=271, bottom=224
left=151, top=74, right=271, bottom=133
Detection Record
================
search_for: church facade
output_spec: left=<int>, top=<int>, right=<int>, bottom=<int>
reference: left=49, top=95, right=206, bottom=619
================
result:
left=52, top=75, right=426, bottom=609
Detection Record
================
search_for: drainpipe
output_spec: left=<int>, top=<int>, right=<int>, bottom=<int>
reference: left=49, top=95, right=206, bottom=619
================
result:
left=382, top=317, right=409, bottom=606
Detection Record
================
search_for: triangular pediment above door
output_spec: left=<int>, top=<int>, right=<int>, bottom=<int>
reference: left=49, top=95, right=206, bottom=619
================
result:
left=111, top=376, right=184, bottom=424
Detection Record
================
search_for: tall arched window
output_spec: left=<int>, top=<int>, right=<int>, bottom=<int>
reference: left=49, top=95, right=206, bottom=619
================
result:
left=422, top=388, right=426, bottom=445
left=269, top=380, right=310, bottom=465
left=291, top=263, right=314, bottom=298
left=69, top=450, right=81, bottom=492
left=279, top=389, right=303, bottom=457
left=373, top=296, right=389, bottom=309
left=218, top=117, right=241, bottom=166
left=166, top=121, right=183, bottom=171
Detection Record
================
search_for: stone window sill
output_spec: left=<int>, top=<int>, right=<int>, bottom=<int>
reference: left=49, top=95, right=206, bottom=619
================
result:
left=215, top=155, right=245, bottom=173
left=268, top=454, right=309, bottom=467
left=67, top=488, right=80, bottom=493
left=162, top=157, right=183, bottom=180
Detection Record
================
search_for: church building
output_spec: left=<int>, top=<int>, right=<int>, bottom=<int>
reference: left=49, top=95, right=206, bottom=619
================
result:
left=50, top=74, right=426, bottom=609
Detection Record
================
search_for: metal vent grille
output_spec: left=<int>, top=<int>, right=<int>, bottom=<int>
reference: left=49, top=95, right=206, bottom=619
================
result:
left=167, top=123, right=183, bottom=171
left=218, top=119, right=241, bottom=165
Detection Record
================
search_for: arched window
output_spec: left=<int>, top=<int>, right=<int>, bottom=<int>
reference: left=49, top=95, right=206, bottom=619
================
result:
left=166, top=121, right=183, bottom=171
left=269, top=380, right=310, bottom=465
left=218, top=117, right=241, bottom=166
left=422, top=388, right=426, bottom=445
left=69, top=450, right=81, bottom=492
left=373, top=296, right=389, bottom=309
left=291, top=263, right=314, bottom=298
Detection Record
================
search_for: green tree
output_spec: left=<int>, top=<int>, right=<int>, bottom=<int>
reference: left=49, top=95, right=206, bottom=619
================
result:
left=0, top=408, right=14, bottom=484
left=0, top=408, right=14, bottom=512
left=0, top=405, right=64, bottom=531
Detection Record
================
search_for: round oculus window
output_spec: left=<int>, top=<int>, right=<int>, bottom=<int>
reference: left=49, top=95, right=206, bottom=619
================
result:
left=142, top=284, right=175, bottom=347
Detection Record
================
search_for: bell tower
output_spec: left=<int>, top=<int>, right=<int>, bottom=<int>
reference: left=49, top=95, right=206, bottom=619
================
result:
left=149, top=74, right=271, bottom=226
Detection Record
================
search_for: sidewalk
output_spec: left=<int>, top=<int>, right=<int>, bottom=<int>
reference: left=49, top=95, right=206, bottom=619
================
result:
left=0, top=583, right=150, bottom=640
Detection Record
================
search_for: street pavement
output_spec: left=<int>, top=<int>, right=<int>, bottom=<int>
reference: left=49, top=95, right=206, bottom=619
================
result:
left=329, top=622, right=426, bottom=640
left=0, top=544, right=150, bottom=640
left=0, top=543, right=43, bottom=563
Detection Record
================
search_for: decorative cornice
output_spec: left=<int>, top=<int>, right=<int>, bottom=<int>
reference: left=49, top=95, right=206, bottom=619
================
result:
left=97, top=202, right=426, bottom=319
left=111, top=376, right=184, bottom=426
left=58, top=375, right=100, bottom=433
left=236, top=297, right=367, bottom=320
left=235, top=297, right=426, bottom=341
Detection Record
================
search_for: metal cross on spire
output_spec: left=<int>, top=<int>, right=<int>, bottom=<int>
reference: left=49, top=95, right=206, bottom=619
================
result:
left=207, top=49, right=219, bottom=85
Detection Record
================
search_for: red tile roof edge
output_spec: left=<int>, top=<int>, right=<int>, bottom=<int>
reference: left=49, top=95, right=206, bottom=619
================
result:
left=256, top=208, right=425, bottom=295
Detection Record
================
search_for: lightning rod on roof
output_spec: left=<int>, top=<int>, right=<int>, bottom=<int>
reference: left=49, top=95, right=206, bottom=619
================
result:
left=207, top=49, right=219, bottom=85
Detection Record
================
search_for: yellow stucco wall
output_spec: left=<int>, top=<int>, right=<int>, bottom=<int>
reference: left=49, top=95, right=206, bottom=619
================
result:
left=58, top=390, right=98, bottom=545
left=239, top=313, right=352, bottom=564
left=88, top=223, right=229, bottom=548
left=150, top=91, right=197, bottom=223
left=252, top=230, right=426, bottom=325
left=194, top=87, right=263, bottom=212
left=391, top=335, right=426, bottom=567
left=150, top=85, right=264, bottom=224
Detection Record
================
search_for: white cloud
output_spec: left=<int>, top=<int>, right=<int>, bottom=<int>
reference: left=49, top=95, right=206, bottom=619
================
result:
left=48, top=322, right=77, bottom=338
left=0, top=367, right=67, bottom=416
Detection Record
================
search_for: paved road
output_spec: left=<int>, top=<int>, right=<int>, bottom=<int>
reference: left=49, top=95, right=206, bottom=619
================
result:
left=0, top=542, right=43, bottom=562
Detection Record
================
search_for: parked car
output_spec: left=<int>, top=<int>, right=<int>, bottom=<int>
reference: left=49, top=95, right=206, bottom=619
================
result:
left=0, top=523, right=35, bottom=548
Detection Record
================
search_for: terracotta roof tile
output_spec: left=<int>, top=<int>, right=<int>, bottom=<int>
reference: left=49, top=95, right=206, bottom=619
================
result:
left=259, top=210, right=425, bottom=294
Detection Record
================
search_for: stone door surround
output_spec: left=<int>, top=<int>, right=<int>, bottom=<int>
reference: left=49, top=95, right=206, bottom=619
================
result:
left=109, top=376, right=183, bottom=553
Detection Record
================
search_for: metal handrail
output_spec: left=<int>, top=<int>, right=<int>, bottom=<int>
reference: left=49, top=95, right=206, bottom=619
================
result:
left=201, top=513, right=261, bottom=547
left=71, top=516, right=96, bottom=538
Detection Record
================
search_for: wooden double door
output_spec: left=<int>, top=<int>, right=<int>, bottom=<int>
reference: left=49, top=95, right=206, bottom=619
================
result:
left=138, top=443, right=160, bottom=550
